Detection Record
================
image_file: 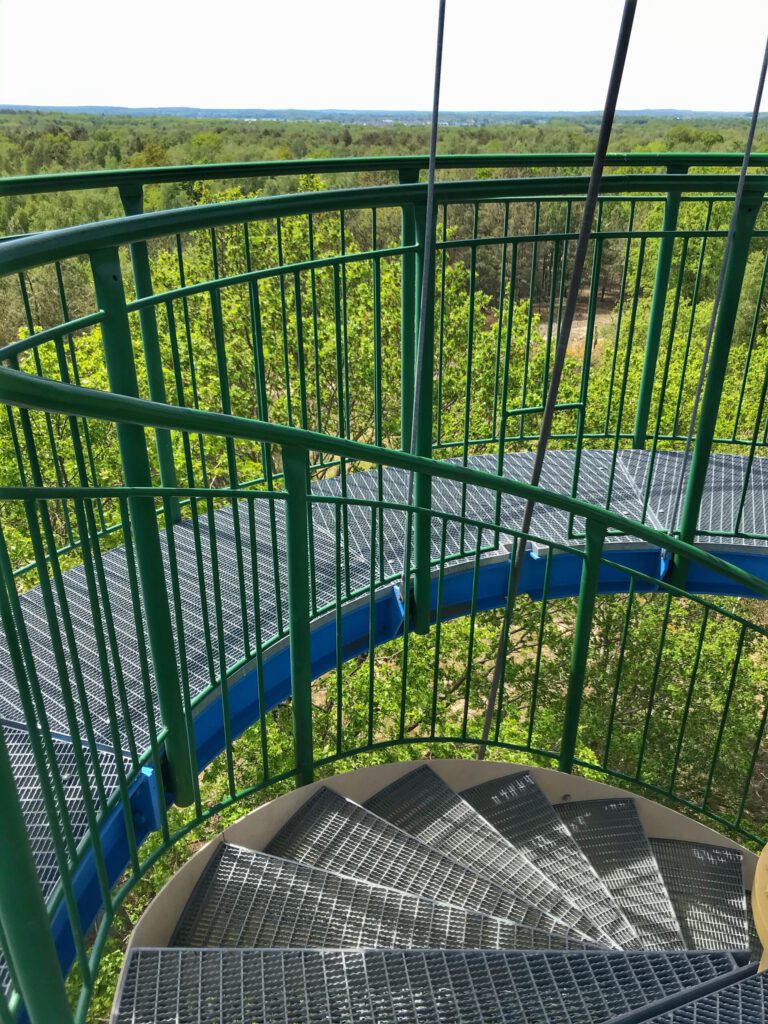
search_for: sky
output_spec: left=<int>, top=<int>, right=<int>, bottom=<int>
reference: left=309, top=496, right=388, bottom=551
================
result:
left=1, top=1, right=767, bottom=113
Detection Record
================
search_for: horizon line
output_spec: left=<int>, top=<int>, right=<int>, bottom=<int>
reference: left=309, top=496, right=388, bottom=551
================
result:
left=0, top=103, right=763, bottom=117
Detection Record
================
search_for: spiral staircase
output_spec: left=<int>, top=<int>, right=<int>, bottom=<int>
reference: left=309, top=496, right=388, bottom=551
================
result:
left=113, top=760, right=767, bottom=1024
left=1, top=152, right=768, bottom=1023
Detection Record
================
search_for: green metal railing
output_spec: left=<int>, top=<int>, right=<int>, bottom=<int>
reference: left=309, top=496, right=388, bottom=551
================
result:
left=1, top=156, right=768, bottom=1021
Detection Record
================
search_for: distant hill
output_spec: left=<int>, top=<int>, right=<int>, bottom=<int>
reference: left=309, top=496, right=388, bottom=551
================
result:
left=0, top=105, right=760, bottom=126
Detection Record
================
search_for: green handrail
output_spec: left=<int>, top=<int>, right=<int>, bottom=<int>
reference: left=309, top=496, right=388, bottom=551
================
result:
left=3, top=366, right=768, bottom=601
left=4, top=173, right=768, bottom=276
left=2, top=151, right=768, bottom=200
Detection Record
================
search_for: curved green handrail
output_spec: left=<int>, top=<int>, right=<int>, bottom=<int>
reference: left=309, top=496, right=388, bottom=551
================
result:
left=1, top=151, right=768, bottom=199
left=2, top=154, right=768, bottom=1023
left=2, top=173, right=767, bottom=275
left=3, top=365, right=768, bottom=600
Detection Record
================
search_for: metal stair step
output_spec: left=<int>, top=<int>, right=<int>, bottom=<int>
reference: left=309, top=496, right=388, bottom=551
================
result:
left=461, top=771, right=641, bottom=949
left=650, top=839, right=749, bottom=952
left=171, top=842, right=593, bottom=951
left=364, top=765, right=615, bottom=947
left=115, top=948, right=749, bottom=1024
left=555, top=799, right=686, bottom=950
left=265, top=787, right=590, bottom=944
left=745, top=893, right=763, bottom=963
left=642, top=968, right=767, bottom=1023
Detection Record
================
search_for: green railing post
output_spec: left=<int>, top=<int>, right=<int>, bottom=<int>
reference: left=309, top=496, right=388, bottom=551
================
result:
left=283, top=445, right=314, bottom=787
left=119, top=184, right=180, bottom=523
left=399, top=167, right=420, bottom=452
left=412, top=196, right=435, bottom=635
left=632, top=187, right=682, bottom=449
left=674, top=190, right=763, bottom=573
left=90, top=246, right=196, bottom=805
left=559, top=521, right=606, bottom=774
left=0, top=731, right=73, bottom=1024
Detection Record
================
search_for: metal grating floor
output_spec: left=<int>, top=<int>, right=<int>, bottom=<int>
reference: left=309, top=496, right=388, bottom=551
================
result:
left=365, top=765, right=610, bottom=946
left=461, top=771, right=641, bottom=950
left=1, top=721, right=119, bottom=900
left=650, top=840, right=749, bottom=952
left=3, top=450, right=768, bottom=762
left=114, top=948, right=747, bottom=1024
left=265, top=787, right=584, bottom=942
left=171, top=843, right=593, bottom=951
left=643, top=969, right=768, bottom=1023
left=555, top=799, right=686, bottom=950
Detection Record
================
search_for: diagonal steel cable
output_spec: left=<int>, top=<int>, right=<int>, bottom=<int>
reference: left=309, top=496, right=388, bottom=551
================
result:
left=479, top=0, right=638, bottom=755
left=403, top=0, right=447, bottom=576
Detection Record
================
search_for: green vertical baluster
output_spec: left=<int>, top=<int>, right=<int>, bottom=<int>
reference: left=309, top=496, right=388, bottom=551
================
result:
left=283, top=446, right=314, bottom=786
left=672, top=201, right=714, bottom=438
left=527, top=547, right=553, bottom=750
left=522, top=200, right=540, bottom=411
left=732, top=246, right=768, bottom=441
left=461, top=527, right=483, bottom=739
left=119, top=184, right=180, bottom=522
left=632, top=188, right=683, bottom=449
left=90, top=246, right=195, bottom=805
left=205, top=496, right=236, bottom=798
left=430, top=520, right=449, bottom=740
left=492, top=202, right=511, bottom=443
left=412, top=196, right=435, bottom=635
left=459, top=204, right=479, bottom=553
left=399, top=168, right=419, bottom=451
left=436, top=205, right=448, bottom=449
left=674, top=191, right=763, bottom=571
left=559, top=521, right=606, bottom=773
left=603, top=578, right=635, bottom=768
left=703, top=621, right=747, bottom=809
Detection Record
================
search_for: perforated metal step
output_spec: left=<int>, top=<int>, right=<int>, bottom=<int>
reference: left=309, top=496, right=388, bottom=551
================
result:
left=364, top=765, right=611, bottom=946
left=461, top=771, right=641, bottom=950
left=643, top=968, right=767, bottom=1023
left=556, top=799, right=686, bottom=950
left=171, top=842, right=592, bottom=951
left=650, top=839, right=749, bottom=952
left=265, top=786, right=585, bottom=942
left=115, top=948, right=748, bottom=1024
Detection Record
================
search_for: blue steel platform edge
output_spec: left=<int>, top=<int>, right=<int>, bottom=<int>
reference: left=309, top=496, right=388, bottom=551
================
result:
left=39, top=543, right=768, bottom=993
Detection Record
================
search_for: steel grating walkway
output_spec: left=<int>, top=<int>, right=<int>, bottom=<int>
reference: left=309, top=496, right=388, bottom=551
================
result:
left=650, top=840, right=749, bottom=953
left=265, top=787, right=582, bottom=942
left=644, top=969, right=768, bottom=1022
left=114, top=948, right=750, bottom=1024
left=4, top=449, right=768, bottom=760
left=171, top=843, right=592, bottom=952
left=112, top=764, right=760, bottom=1023
left=461, top=771, right=641, bottom=949
left=365, top=765, right=614, bottom=947
left=555, top=799, right=687, bottom=950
